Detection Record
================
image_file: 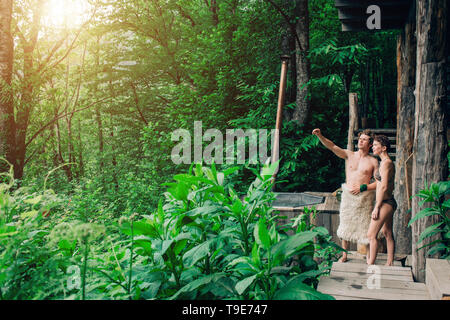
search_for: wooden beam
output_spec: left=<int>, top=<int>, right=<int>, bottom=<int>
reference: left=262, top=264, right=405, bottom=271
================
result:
left=334, top=0, right=411, bottom=8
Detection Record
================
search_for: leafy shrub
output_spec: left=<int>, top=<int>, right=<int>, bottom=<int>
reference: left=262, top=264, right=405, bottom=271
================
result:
left=1, top=157, right=341, bottom=300
left=408, top=181, right=450, bottom=258
left=110, top=162, right=341, bottom=300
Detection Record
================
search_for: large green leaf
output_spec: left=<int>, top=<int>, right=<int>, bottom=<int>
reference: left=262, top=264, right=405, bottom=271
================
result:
left=173, top=239, right=188, bottom=256
left=408, top=207, right=440, bottom=227
left=223, top=166, right=239, bottom=176
left=417, top=222, right=444, bottom=244
left=274, top=281, right=334, bottom=300
left=151, top=239, right=174, bottom=256
left=251, top=242, right=261, bottom=267
left=170, top=273, right=226, bottom=300
left=183, top=240, right=211, bottom=267
left=437, top=181, right=450, bottom=196
left=426, top=243, right=449, bottom=256
left=254, top=219, right=271, bottom=250
left=271, top=231, right=318, bottom=260
left=133, top=220, right=160, bottom=238
left=184, top=205, right=223, bottom=217
left=235, top=274, right=257, bottom=295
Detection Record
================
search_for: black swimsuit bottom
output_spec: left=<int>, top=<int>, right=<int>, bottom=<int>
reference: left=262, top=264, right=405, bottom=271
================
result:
left=382, top=197, right=397, bottom=212
left=375, top=166, right=397, bottom=212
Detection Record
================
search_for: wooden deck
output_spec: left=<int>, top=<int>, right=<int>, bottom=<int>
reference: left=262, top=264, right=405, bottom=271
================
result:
left=317, top=251, right=431, bottom=300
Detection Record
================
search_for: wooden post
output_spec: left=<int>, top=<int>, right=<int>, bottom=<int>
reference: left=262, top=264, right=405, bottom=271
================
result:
left=347, top=93, right=359, bottom=151
left=411, top=0, right=448, bottom=283
left=271, top=55, right=290, bottom=182
left=393, top=2, right=416, bottom=255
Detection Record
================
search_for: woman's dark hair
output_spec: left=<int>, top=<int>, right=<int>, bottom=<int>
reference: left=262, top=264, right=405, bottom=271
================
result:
left=374, top=134, right=391, bottom=153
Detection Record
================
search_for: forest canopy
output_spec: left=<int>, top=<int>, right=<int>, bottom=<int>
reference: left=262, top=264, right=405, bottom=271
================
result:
left=0, top=0, right=398, bottom=202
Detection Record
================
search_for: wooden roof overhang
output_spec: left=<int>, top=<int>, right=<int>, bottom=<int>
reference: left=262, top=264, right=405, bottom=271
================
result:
left=335, top=0, right=413, bottom=31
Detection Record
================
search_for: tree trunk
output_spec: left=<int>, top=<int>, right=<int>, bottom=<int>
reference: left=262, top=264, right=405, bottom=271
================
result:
left=110, top=114, right=118, bottom=192
left=411, top=0, right=448, bottom=283
left=0, top=0, right=15, bottom=172
left=14, top=47, right=34, bottom=179
left=291, top=0, right=310, bottom=126
left=394, top=6, right=416, bottom=255
left=95, top=36, right=104, bottom=175
left=13, top=2, right=43, bottom=179
left=281, top=0, right=296, bottom=122
left=77, top=118, right=84, bottom=178
left=210, top=0, right=219, bottom=26
left=95, top=107, right=104, bottom=171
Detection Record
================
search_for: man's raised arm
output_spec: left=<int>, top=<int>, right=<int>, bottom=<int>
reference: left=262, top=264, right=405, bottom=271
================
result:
left=312, top=128, right=349, bottom=159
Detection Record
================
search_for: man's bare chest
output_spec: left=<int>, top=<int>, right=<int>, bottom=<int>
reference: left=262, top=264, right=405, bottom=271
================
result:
left=347, top=156, right=374, bottom=176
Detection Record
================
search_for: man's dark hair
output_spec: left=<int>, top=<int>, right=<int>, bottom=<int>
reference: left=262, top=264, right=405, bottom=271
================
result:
left=374, top=134, right=391, bottom=152
left=358, top=129, right=374, bottom=145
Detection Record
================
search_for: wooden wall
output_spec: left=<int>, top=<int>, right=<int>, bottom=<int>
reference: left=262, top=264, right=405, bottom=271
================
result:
left=411, top=0, right=448, bottom=283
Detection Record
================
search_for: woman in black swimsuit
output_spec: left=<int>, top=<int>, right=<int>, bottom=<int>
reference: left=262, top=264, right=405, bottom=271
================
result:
left=367, top=135, right=397, bottom=266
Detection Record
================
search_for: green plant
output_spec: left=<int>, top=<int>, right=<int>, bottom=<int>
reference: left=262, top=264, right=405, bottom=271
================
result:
left=110, top=162, right=339, bottom=300
left=408, top=181, right=450, bottom=258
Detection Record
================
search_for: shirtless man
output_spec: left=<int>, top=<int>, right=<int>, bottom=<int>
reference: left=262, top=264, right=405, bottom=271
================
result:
left=312, top=128, right=379, bottom=262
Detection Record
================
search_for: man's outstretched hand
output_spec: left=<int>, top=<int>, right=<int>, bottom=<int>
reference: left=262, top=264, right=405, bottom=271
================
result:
left=312, top=128, right=321, bottom=136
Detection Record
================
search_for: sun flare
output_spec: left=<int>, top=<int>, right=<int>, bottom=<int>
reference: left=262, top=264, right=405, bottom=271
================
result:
left=42, top=0, right=92, bottom=29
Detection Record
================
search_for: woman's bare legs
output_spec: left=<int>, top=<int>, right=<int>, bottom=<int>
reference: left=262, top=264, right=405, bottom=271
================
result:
left=381, top=211, right=395, bottom=266
left=367, top=203, right=394, bottom=265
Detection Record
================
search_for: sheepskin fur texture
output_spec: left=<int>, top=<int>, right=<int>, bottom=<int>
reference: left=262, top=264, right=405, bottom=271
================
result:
left=336, top=184, right=382, bottom=245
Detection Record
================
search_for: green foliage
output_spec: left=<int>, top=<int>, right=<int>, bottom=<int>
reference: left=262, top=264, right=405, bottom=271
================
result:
left=408, top=181, right=450, bottom=258
left=107, top=162, right=341, bottom=300
left=0, top=0, right=401, bottom=300
left=0, top=160, right=341, bottom=300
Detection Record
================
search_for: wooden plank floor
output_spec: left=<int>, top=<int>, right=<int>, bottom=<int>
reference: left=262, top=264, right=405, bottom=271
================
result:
left=317, top=251, right=431, bottom=300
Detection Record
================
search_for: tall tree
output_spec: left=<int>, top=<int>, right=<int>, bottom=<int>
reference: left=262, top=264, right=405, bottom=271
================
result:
left=291, top=0, right=310, bottom=125
left=0, top=0, right=15, bottom=171
left=266, top=0, right=310, bottom=126
left=8, top=0, right=97, bottom=179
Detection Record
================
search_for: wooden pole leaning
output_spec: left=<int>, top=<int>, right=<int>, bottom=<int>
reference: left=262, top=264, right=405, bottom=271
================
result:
left=347, top=93, right=359, bottom=151
left=270, top=55, right=290, bottom=187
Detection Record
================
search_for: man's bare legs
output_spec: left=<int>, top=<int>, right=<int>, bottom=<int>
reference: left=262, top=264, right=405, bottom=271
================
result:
left=339, top=239, right=349, bottom=262
left=367, top=203, right=394, bottom=265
